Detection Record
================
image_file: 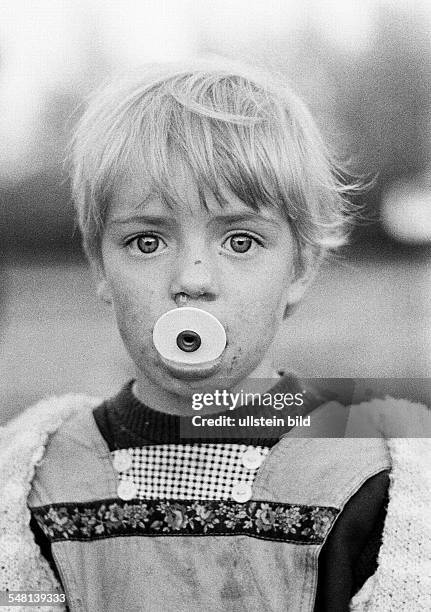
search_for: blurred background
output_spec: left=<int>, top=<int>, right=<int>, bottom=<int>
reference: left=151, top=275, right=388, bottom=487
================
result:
left=1, top=0, right=430, bottom=423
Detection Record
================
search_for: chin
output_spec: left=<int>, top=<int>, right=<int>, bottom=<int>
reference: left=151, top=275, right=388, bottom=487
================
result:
left=155, top=354, right=243, bottom=395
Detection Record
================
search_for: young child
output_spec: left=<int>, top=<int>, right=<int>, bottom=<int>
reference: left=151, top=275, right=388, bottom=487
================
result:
left=1, top=58, right=430, bottom=612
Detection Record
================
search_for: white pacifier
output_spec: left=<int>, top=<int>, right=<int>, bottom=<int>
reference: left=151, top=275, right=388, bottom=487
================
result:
left=152, top=307, right=226, bottom=366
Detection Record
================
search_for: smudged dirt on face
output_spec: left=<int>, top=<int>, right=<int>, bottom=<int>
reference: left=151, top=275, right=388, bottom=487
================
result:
left=227, top=348, right=242, bottom=375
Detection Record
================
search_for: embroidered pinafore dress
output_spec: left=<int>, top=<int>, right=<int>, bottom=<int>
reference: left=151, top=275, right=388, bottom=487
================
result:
left=28, top=402, right=390, bottom=611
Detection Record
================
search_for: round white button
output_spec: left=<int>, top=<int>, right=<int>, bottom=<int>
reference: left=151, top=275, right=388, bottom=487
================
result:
left=231, top=482, right=253, bottom=503
left=117, top=479, right=137, bottom=501
left=112, top=450, right=132, bottom=473
left=241, top=448, right=264, bottom=470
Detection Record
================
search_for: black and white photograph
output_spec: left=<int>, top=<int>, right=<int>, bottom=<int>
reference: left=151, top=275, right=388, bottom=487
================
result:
left=0, top=1, right=430, bottom=611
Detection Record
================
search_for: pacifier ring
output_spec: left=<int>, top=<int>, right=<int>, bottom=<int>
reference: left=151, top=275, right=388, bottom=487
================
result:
left=176, top=330, right=202, bottom=353
left=152, top=307, right=226, bottom=365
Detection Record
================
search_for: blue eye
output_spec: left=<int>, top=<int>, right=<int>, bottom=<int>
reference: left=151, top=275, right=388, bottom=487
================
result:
left=224, top=233, right=260, bottom=254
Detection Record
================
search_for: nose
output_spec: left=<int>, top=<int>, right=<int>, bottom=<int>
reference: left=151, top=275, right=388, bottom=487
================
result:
left=170, top=246, right=218, bottom=303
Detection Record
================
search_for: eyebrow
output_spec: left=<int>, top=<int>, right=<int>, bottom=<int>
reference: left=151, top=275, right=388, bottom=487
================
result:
left=108, top=211, right=281, bottom=228
left=107, top=215, right=177, bottom=227
left=210, top=212, right=281, bottom=227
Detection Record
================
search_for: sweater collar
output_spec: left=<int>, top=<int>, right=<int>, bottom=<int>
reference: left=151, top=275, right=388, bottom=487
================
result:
left=95, top=374, right=328, bottom=448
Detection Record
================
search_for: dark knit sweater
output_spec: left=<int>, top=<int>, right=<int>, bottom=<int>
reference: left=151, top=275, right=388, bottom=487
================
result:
left=30, top=376, right=389, bottom=612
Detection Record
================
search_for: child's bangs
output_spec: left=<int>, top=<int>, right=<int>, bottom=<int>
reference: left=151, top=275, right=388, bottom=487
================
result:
left=127, top=86, right=298, bottom=219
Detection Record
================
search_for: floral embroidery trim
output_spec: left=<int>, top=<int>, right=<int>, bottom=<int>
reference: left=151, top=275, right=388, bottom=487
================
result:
left=32, top=499, right=338, bottom=544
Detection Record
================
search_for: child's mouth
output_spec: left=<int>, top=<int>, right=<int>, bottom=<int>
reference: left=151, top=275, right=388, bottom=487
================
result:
left=152, top=307, right=227, bottom=376
left=158, top=355, right=224, bottom=380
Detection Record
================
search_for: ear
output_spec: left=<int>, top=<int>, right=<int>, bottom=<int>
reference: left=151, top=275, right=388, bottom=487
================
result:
left=284, top=275, right=311, bottom=306
left=283, top=249, right=321, bottom=318
left=92, top=260, right=113, bottom=306
left=97, top=279, right=113, bottom=305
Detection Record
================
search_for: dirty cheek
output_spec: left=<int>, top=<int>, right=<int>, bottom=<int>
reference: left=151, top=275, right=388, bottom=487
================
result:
left=227, top=348, right=242, bottom=374
left=111, top=284, right=148, bottom=341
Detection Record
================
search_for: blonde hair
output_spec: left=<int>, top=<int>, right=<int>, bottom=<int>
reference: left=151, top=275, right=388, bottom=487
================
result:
left=70, top=57, right=357, bottom=274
